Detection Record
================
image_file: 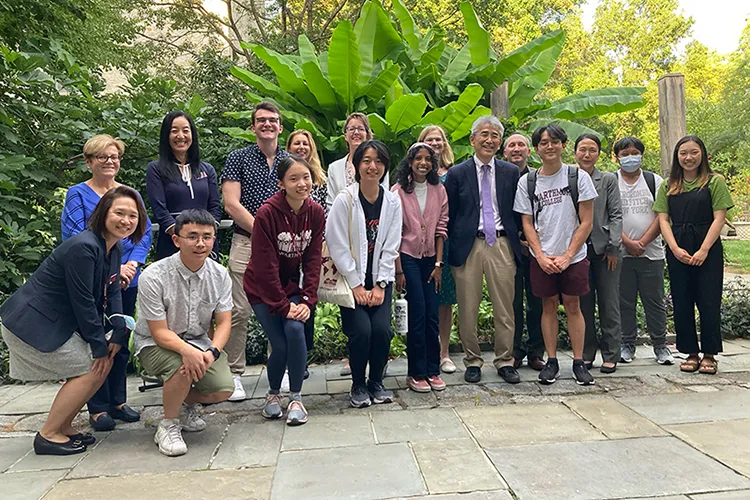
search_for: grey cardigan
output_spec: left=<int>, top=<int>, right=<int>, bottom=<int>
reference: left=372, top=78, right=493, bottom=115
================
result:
left=588, top=167, right=623, bottom=256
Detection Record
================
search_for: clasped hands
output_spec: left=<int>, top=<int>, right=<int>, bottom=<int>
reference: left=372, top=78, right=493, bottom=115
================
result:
left=672, top=246, right=708, bottom=266
left=179, top=345, right=216, bottom=383
left=352, top=285, right=385, bottom=307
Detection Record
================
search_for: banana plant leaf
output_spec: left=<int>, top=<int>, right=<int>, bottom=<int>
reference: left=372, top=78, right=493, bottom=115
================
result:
left=509, top=38, right=565, bottom=115
left=493, top=30, right=565, bottom=86
left=444, top=45, right=471, bottom=83
left=391, top=0, right=420, bottom=54
left=533, top=87, right=646, bottom=120
left=441, top=83, right=484, bottom=131
left=367, top=112, right=391, bottom=139
left=357, top=61, right=401, bottom=101
left=451, top=105, right=492, bottom=141
left=329, top=20, right=361, bottom=114
left=243, top=43, right=319, bottom=110
left=385, top=93, right=428, bottom=133
left=459, top=1, right=493, bottom=66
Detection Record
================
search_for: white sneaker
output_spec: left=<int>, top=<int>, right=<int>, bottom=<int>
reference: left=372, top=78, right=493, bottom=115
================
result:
left=228, top=375, right=246, bottom=402
left=281, top=371, right=290, bottom=393
left=180, top=403, right=206, bottom=432
left=154, top=418, right=187, bottom=456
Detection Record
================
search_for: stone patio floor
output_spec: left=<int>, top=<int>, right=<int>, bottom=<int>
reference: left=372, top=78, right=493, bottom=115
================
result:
left=5, top=340, right=750, bottom=499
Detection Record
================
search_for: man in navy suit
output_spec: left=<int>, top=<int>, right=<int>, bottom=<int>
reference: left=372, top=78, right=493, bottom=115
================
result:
left=444, top=115, right=522, bottom=384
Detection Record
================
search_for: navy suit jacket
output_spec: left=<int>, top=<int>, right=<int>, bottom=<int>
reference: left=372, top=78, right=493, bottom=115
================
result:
left=444, top=156, right=522, bottom=267
left=0, top=230, right=126, bottom=359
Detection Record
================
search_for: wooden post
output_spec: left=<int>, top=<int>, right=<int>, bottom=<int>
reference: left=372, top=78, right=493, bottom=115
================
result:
left=657, top=74, right=687, bottom=178
left=491, top=81, right=509, bottom=120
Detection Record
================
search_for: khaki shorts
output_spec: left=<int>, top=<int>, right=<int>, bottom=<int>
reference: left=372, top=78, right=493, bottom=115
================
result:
left=139, top=345, right=234, bottom=395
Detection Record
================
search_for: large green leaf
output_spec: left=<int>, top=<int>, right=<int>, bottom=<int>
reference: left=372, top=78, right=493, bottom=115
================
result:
left=298, top=35, right=339, bottom=113
left=230, top=66, right=283, bottom=99
left=509, top=38, right=565, bottom=115
left=367, top=113, right=390, bottom=139
left=533, top=87, right=646, bottom=120
left=385, top=93, right=428, bottom=133
left=493, top=30, right=566, bottom=84
left=354, top=1, right=378, bottom=88
left=243, top=43, right=318, bottom=109
left=451, top=105, right=492, bottom=141
left=357, top=61, right=401, bottom=101
left=329, top=20, right=361, bottom=113
left=441, top=83, right=484, bottom=131
left=418, top=108, right=447, bottom=126
left=444, top=45, right=472, bottom=83
left=391, top=0, right=420, bottom=53
left=298, top=34, right=319, bottom=66
left=459, top=2, right=492, bottom=66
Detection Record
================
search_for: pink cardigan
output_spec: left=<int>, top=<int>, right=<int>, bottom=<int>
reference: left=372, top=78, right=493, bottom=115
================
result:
left=392, top=182, right=449, bottom=259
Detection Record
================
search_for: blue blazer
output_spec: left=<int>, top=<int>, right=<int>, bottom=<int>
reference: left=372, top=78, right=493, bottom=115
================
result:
left=0, top=230, right=127, bottom=359
left=444, top=157, right=522, bottom=267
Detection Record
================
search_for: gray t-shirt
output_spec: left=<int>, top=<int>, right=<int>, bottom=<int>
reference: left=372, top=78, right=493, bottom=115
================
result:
left=133, top=253, right=233, bottom=356
left=513, top=164, right=597, bottom=264
left=619, top=171, right=665, bottom=260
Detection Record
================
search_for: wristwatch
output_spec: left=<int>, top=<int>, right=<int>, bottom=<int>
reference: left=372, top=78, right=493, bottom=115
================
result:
left=208, top=347, right=221, bottom=360
left=434, top=261, right=444, bottom=268
left=377, top=280, right=388, bottom=289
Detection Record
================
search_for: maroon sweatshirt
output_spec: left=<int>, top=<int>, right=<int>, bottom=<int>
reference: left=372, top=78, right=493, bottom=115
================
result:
left=244, top=191, right=325, bottom=317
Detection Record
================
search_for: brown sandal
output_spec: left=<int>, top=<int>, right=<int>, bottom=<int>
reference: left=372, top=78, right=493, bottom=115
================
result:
left=680, top=355, right=700, bottom=372
left=699, top=356, right=718, bottom=375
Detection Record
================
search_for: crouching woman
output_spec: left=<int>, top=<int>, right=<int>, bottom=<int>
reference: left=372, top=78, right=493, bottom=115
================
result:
left=0, top=186, right=147, bottom=455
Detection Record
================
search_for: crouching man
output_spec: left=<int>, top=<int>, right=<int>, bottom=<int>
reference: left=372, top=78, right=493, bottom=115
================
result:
left=133, top=209, right=234, bottom=456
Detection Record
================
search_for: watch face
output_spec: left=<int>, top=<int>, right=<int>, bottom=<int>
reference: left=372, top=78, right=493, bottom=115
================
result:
left=378, top=281, right=387, bottom=289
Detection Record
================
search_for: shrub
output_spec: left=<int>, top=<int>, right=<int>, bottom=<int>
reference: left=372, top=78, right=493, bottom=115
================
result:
left=721, top=277, right=750, bottom=339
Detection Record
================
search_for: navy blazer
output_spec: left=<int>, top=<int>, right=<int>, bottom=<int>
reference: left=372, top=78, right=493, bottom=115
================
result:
left=444, top=156, right=522, bottom=267
left=0, top=230, right=127, bottom=359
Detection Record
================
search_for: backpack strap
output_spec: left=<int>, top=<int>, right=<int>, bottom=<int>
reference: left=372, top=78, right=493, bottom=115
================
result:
left=568, top=165, right=580, bottom=221
left=527, top=168, right=538, bottom=225
left=642, top=170, right=656, bottom=200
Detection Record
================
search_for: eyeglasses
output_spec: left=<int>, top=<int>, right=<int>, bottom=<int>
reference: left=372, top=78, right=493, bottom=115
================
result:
left=94, top=154, right=121, bottom=163
left=255, top=117, right=279, bottom=124
left=177, top=234, right=216, bottom=243
left=346, top=126, right=367, bottom=133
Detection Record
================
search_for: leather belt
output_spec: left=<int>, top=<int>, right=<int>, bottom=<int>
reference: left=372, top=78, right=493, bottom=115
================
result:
left=477, top=230, right=507, bottom=239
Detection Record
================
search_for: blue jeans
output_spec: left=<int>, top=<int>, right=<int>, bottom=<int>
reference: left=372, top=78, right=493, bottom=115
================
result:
left=401, top=254, right=440, bottom=379
left=252, top=296, right=308, bottom=393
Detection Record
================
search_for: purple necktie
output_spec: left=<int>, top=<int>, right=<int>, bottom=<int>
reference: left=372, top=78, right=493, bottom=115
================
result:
left=481, top=164, right=497, bottom=247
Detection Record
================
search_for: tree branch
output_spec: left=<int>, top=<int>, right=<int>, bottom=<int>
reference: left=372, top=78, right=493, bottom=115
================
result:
left=136, top=31, right=200, bottom=58
left=320, top=0, right=349, bottom=35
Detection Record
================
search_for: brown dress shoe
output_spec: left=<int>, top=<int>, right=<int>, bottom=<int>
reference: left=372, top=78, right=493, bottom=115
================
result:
left=513, top=357, right=522, bottom=369
left=528, top=357, right=546, bottom=371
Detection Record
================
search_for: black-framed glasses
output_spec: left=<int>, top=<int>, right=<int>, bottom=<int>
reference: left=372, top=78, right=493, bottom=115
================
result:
left=94, top=154, right=121, bottom=163
left=255, top=117, right=280, bottom=124
left=346, top=126, right=367, bottom=133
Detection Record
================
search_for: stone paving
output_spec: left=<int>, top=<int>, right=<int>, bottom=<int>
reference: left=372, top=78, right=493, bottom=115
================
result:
left=4, top=341, right=750, bottom=499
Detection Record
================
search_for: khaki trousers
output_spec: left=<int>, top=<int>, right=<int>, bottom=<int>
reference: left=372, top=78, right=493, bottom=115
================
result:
left=452, top=236, right=516, bottom=369
left=226, top=233, right=253, bottom=375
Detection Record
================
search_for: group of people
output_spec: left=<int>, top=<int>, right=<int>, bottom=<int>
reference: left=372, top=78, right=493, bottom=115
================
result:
left=0, top=100, right=733, bottom=459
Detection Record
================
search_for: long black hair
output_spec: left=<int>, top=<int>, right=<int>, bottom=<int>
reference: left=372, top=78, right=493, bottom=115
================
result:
left=157, top=111, right=201, bottom=183
left=668, top=135, right=713, bottom=195
left=353, top=140, right=390, bottom=183
left=396, top=142, right=439, bottom=193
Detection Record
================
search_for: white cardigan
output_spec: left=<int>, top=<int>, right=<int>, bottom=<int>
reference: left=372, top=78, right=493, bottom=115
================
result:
left=325, top=183, right=402, bottom=289
left=326, top=155, right=390, bottom=210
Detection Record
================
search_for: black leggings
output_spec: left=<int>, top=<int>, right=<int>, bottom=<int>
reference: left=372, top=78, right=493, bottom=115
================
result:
left=340, top=285, right=393, bottom=387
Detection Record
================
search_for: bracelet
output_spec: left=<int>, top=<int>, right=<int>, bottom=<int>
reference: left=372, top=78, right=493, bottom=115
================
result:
left=395, top=271, right=404, bottom=276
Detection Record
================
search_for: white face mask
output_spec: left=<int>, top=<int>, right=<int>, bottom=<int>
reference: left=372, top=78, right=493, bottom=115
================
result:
left=619, top=155, right=643, bottom=172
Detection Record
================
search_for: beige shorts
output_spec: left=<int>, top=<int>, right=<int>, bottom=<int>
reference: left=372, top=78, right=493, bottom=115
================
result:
left=138, top=345, right=234, bottom=395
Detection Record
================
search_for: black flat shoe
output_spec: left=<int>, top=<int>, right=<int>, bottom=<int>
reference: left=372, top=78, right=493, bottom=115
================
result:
left=108, top=404, right=140, bottom=423
left=66, top=432, right=96, bottom=446
left=89, top=413, right=116, bottom=431
left=34, top=432, right=87, bottom=456
left=303, top=368, right=310, bottom=380
left=600, top=363, right=617, bottom=374
left=464, top=366, right=482, bottom=383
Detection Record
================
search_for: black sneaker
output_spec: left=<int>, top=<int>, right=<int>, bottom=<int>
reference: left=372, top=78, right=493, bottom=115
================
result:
left=350, top=385, right=372, bottom=408
left=573, top=361, right=595, bottom=386
left=367, top=381, right=393, bottom=404
left=538, top=359, right=560, bottom=385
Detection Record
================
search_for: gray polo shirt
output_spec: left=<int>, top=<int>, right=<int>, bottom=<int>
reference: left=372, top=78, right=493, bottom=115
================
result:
left=133, top=253, right=233, bottom=356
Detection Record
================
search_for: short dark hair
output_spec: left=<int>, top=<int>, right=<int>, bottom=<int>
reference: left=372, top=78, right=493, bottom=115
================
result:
left=278, top=155, right=316, bottom=184
left=613, top=136, right=645, bottom=156
left=531, top=123, right=568, bottom=147
left=251, top=101, right=282, bottom=125
left=574, top=133, right=601, bottom=152
left=174, top=209, right=217, bottom=236
left=88, top=186, right=148, bottom=244
left=157, top=111, right=201, bottom=183
left=353, top=140, right=390, bottom=183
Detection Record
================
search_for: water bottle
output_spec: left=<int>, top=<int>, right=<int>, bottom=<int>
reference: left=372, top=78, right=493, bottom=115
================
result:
left=394, top=290, right=408, bottom=335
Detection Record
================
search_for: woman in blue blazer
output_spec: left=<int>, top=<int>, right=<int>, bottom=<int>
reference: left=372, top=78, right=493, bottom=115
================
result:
left=0, top=186, right=148, bottom=456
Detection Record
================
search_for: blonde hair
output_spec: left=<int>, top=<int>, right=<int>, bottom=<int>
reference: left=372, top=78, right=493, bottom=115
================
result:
left=286, top=129, right=326, bottom=186
left=344, top=113, right=373, bottom=141
left=418, top=125, right=455, bottom=169
left=83, top=134, right=125, bottom=157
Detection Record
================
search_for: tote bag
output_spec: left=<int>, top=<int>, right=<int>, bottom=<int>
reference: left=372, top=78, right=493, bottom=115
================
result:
left=318, top=191, right=356, bottom=309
